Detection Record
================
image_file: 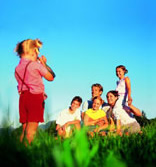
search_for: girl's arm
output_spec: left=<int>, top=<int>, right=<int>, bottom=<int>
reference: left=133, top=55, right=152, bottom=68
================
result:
left=129, top=104, right=142, bottom=117
left=125, top=77, right=132, bottom=106
left=39, top=55, right=56, bottom=81
left=109, top=118, right=115, bottom=132
left=95, top=116, right=108, bottom=132
left=116, top=119, right=122, bottom=136
left=84, top=114, right=98, bottom=126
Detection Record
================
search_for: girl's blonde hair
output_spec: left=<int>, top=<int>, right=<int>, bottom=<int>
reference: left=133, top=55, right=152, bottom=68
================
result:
left=92, top=96, right=104, bottom=105
left=15, top=39, right=42, bottom=57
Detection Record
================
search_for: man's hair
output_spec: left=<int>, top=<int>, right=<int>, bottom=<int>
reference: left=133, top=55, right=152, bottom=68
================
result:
left=91, top=83, right=103, bottom=92
left=71, top=96, right=82, bottom=105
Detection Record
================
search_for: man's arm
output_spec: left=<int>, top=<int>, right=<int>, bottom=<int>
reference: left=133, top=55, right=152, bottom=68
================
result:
left=65, top=120, right=81, bottom=127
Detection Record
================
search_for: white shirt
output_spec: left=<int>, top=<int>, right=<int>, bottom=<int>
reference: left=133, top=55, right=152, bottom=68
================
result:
left=113, top=105, right=136, bottom=125
left=102, top=104, right=136, bottom=125
left=56, top=108, right=81, bottom=126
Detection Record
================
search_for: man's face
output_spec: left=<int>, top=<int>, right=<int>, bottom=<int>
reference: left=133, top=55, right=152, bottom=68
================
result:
left=70, top=100, right=81, bottom=112
left=92, top=86, right=102, bottom=98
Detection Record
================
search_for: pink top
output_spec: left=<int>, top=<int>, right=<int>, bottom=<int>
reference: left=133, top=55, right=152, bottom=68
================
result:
left=15, top=58, right=48, bottom=94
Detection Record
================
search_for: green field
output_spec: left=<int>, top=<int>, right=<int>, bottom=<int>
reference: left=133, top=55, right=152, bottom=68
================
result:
left=0, top=120, right=156, bottom=167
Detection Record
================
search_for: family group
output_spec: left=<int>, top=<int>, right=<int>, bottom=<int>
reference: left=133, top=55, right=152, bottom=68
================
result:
left=14, top=39, right=142, bottom=144
left=56, top=82, right=142, bottom=138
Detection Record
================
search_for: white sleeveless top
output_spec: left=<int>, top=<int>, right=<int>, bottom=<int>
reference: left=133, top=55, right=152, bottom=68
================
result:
left=116, top=78, right=128, bottom=97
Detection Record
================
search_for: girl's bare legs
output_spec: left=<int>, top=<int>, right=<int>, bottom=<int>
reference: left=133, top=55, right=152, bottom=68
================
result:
left=26, top=122, right=38, bottom=144
left=20, top=123, right=27, bottom=142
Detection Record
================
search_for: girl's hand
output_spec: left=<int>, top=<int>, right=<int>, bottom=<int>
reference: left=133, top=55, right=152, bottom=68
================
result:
left=65, top=122, right=69, bottom=128
left=41, top=55, right=47, bottom=63
left=62, top=125, right=66, bottom=131
left=38, top=55, right=47, bottom=65
left=117, top=130, right=122, bottom=136
left=110, top=118, right=115, bottom=132
left=128, top=97, right=132, bottom=106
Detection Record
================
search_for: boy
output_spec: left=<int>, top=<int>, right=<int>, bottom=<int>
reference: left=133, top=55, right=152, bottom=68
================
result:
left=56, top=96, right=82, bottom=138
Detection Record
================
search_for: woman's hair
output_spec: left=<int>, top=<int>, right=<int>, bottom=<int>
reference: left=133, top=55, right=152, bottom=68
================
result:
left=92, top=96, right=104, bottom=104
left=106, top=90, right=119, bottom=98
left=15, top=39, right=42, bottom=57
left=91, top=83, right=103, bottom=92
left=71, top=96, right=82, bottom=105
left=116, top=65, right=128, bottom=74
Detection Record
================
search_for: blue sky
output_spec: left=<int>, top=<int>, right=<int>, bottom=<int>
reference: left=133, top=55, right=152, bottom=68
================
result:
left=0, top=0, right=156, bottom=127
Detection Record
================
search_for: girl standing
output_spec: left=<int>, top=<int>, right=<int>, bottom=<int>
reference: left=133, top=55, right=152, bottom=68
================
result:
left=15, top=39, right=55, bottom=144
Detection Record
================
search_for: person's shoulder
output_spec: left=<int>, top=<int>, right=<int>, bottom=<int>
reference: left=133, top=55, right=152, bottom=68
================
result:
left=83, top=99, right=92, bottom=104
left=97, top=109, right=106, bottom=116
left=86, top=108, right=92, bottom=114
left=125, top=76, right=130, bottom=81
left=98, top=109, right=106, bottom=113
left=102, top=102, right=109, bottom=107
left=75, top=108, right=81, bottom=113
left=102, top=103, right=110, bottom=112
left=29, top=61, right=47, bottom=73
left=30, top=61, right=40, bottom=67
left=82, top=99, right=92, bottom=111
left=60, top=108, right=69, bottom=114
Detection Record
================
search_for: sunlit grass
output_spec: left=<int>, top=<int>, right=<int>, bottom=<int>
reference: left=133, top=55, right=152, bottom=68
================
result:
left=0, top=121, right=156, bottom=167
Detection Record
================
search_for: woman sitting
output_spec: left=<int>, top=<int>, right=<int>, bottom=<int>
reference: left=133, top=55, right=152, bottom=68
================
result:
left=104, top=90, right=142, bottom=135
left=84, top=96, right=108, bottom=136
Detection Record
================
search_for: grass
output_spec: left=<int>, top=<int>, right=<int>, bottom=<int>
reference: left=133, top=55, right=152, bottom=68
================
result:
left=0, top=121, right=156, bottom=167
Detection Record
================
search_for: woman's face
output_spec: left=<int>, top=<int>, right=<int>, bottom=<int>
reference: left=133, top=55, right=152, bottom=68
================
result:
left=92, top=99, right=101, bottom=111
left=107, top=92, right=118, bottom=106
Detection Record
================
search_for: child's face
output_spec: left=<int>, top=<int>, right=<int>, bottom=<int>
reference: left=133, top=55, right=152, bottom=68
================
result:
left=70, top=100, right=81, bottom=111
left=92, top=99, right=101, bottom=111
left=107, top=93, right=118, bottom=106
left=31, top=49, right=39, bottom=61
left=116, top=68, right=125, bottom=79
left=92, top=86, right=102, bottom=98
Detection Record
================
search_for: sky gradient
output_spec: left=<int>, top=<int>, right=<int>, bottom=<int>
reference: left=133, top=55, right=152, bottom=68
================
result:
left=0, top=0, right=156, bottom=127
